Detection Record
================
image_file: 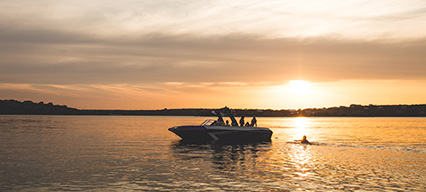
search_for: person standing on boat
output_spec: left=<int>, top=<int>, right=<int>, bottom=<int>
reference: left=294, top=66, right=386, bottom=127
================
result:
left=239, top=115, right=245, bottom=127
left=251, top=116, right=257, bottom=127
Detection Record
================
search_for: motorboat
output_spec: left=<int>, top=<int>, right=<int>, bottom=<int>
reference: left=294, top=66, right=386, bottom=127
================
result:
left=168, top=119, right=273, bottom=142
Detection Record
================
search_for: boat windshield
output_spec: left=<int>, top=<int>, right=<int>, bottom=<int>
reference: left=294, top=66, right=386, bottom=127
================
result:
left=201, top=119, right=216, bottom=126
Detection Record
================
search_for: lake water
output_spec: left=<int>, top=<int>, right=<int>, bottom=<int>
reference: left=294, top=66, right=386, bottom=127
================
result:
left=0, top=115, right=425, bottom=191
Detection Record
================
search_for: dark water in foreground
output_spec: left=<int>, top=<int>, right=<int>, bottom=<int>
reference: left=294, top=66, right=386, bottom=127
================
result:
left=0, top=116, right=425, bottom=191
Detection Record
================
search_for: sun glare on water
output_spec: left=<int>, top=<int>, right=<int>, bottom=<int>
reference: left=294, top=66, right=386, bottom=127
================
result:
left=286, top=80, right=313, bottom=96
left=294, top=117, right=308, bottom=138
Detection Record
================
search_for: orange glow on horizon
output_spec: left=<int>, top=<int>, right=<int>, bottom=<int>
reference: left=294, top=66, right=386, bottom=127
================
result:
left=1, top=79, right=426, bottom=110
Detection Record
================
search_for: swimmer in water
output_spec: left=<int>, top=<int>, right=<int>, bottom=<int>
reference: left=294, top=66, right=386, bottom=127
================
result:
left=296, top=135, right=311, bottom=145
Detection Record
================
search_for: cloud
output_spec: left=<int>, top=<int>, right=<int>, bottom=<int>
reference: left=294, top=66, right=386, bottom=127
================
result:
left=1, top=0, right=426, bottom=109
left=1, top=24, right=426, bottom=85
left=0, top=1, right=425, bottom=85
left=2, top=0, right=426, bottom=39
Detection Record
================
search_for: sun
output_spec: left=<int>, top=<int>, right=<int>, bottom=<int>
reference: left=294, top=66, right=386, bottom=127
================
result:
left=286, top=80, right=313, bottom=96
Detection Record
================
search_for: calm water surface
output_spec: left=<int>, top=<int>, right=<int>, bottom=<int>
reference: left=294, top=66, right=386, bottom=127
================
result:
left=0, top=115, right=425, bottom=191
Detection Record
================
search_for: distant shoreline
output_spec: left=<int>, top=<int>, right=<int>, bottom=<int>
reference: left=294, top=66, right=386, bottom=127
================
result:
left=1, top=99, right=426, bottom=117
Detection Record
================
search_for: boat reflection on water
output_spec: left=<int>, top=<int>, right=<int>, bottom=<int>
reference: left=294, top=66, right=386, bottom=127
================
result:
left=169, top=140, right=299, bottom=191
left=170, top=140, right=272, bottom=171
left=169, top=139, right=311, bottom=191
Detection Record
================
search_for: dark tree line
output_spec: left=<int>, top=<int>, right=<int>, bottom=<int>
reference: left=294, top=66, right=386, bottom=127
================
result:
left=0, top=100, right=79, bottom=115
left=299, top=104, right=426, bottom=117
left=1, top=99, right=425, bottom=117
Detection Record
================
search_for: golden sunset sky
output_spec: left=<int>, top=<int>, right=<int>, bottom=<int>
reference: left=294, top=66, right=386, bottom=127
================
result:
left=1, top=0, right=425, bottom=109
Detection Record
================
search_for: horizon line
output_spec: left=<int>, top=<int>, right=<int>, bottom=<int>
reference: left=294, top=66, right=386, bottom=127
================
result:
left=2, top=99, right=426, bottom=111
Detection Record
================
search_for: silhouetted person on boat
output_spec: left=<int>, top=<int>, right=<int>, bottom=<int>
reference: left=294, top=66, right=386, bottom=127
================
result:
left=212, top=109, right=226, bottom=126
left=251, top=116, right=257, bottom=127
left=239, top=115, right=245, bottom=127
left=226, top=120, right=229, bottom=126
left=216, top=116, right=225, bottom=126
left=296, top=135, right=311, bottom=145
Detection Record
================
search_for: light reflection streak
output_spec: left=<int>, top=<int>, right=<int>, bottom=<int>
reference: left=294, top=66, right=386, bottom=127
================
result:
left=289, top=145, right=312, bottom=179
left=294, top=117, right=308, bottom=140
